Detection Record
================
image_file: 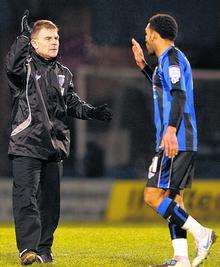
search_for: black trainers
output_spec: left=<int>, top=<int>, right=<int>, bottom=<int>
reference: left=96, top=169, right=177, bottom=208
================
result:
left=20, top=250, right=37, bottom=265
left=36, top=252, right=54, bottom=263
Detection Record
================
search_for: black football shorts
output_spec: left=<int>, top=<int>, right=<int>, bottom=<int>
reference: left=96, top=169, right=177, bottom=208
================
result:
left=146, top=150, right=196, bottom=190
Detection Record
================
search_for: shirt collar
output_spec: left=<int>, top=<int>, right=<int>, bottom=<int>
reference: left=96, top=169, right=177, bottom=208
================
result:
left=158, top=45, right=174, bottom=63
left=31, top=48, right=57, bottom=68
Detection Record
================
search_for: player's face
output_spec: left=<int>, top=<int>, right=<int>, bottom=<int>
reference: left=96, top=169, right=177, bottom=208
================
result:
left=31, top=28, right=59, bottom=59
left=145, top=24, right=155, bottom=55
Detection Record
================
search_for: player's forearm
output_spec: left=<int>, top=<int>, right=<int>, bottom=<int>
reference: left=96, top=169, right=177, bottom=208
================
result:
left=168, top=89, right=186, bottom=129
left=5, top=35, right=30, bottom=76
left=141, top=64, right=153, bottom=83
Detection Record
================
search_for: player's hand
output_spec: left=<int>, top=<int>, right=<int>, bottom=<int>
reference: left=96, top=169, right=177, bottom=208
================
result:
left=21, top=10, right=32, bottom=37
left=161, top=126, right=178, bottom=158
left=91, top=104, right=113, bottom=122
left=131, top=38, right=146, bottom=70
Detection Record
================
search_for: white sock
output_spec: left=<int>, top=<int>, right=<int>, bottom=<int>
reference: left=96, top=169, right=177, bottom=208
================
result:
left=172, top=238, right=189, bottom=258
left=182, top=215, right=206, bottom=240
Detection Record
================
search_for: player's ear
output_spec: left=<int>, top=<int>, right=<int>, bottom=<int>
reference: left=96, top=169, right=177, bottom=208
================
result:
left=149, top=28, right=157, bottom=42
left=153, top=31, right=160, bottom=41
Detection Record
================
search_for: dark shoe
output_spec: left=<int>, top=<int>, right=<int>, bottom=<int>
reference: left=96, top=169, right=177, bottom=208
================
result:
left=36, top=252, right=54, bottom=263
left=20, top=250, right=37, bottom=265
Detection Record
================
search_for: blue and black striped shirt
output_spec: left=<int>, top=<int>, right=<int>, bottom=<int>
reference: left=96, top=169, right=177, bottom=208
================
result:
left=152, top=46, right=197, bottom=151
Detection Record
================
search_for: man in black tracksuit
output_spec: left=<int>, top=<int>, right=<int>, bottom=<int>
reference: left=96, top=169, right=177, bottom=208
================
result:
left=5, top=11, right=112, bottom=265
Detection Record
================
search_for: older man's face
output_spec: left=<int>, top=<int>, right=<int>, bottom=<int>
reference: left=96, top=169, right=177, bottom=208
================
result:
left=31, top=28, right=59, bottom=59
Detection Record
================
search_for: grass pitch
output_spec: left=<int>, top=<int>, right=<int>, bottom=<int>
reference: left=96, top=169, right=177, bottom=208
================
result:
left=0, top=223, right=219, bottom=267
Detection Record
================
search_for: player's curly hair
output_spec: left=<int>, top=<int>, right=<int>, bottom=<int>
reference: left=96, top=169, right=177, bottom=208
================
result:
left=149, top=14, right=178, bottom=41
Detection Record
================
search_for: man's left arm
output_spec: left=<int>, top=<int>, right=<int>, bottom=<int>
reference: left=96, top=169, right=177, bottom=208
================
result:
left=66, top=76, right=112, bottom=121
left=161, top=59, right=186, bottom=158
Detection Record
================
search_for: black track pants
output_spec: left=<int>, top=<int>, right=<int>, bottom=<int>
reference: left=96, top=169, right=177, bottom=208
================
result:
left=11, top=156, right=62, bottom=254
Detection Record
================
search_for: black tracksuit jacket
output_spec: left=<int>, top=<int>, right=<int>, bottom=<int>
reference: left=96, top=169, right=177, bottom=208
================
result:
left=6, top=35, right=94, bottom=161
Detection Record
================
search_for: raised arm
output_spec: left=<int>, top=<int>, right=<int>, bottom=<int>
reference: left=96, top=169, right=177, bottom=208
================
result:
left=131, top=38, right=153, bottom=83
left=5, top=10, right=32, bottom=79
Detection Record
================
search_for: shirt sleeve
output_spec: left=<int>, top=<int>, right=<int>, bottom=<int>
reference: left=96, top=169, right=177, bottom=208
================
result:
left=162, top=50, right=185, bottom=92
left=66, top=74, right=95, bottom=120
left=5, top=35, right=30, bottom=96
left=162, top=49, right=186, bottom=129
left=168, top=90, right=186, bottom=128
left=5, top=35, right=30, bottom=78
left=141, top=64, right=153, bottom=84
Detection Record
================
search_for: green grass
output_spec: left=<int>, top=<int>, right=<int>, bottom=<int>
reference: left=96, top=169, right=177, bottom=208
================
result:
left=0, top=223, right=219, bottom=266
